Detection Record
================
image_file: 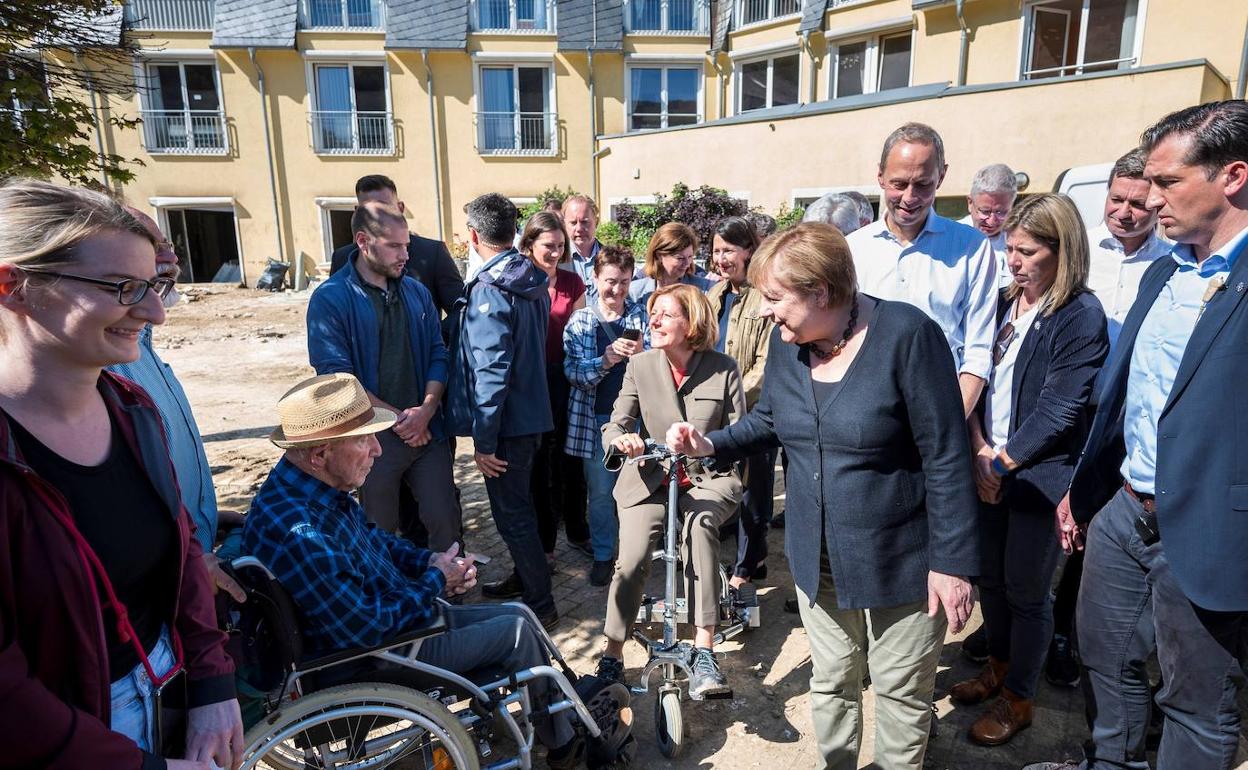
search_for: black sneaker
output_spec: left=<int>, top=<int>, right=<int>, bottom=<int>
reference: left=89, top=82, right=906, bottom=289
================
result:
left=546, top=734, right=585, bottom=770
left=595, top=655, right=625, bottom=686
left=482, top=572, right=524, bottom=600
left=962, top=625, right=989, bottom=664
left=590, top=560, right=614, bottom=587
left=537, top=607, right=561, bottom=632
left=1044, top=633, right=1081, bottom=688
left=688, top=647, right=730, bottom=700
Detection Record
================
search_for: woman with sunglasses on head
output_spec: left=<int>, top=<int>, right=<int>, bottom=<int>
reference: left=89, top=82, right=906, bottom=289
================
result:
left=950, top=193, right=1108, bottom=747
left=0, top=180, right=242, bottom=770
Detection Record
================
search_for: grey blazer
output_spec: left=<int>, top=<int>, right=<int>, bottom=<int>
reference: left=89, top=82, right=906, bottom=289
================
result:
left=602, top=349, right=746, bottom=508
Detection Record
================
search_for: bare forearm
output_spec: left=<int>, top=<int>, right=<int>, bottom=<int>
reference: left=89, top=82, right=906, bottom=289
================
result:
left=958, top=373, right=985, bottom=419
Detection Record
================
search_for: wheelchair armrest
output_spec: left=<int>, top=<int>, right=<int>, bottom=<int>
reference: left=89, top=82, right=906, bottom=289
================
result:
left=299, top=612, right=449, bottom=670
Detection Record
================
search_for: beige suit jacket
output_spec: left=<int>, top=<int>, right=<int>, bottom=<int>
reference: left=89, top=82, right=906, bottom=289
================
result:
left=602, top=349, right=746, bottom=508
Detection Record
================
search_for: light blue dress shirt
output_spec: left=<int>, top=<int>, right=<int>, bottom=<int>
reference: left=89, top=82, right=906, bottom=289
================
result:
left=559, top=240, right=601, bottom=303
left=1121, top=225, right=1248, bottom=494
left=109, top=326, right=219, bottom=551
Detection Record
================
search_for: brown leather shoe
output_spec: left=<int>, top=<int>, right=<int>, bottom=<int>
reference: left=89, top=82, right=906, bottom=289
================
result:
left=949, top=657, right=1008, bottom=705
left=969, top=688, right=1033, bottom=746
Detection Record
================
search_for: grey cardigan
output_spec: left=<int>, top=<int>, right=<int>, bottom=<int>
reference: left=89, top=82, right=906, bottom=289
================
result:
left=708, top=300, right=980, bottom=609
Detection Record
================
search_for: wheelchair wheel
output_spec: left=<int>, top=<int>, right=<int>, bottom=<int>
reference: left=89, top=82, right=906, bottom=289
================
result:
left=654, top=689, right=683, bottom=760
left=240, top=682, right=479, bottom=770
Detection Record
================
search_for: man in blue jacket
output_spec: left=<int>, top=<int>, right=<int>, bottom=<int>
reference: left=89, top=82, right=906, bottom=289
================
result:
left=448, top=193, right=558, bottom=628
left=307, top=202, right=461, bottom=551
left=1027, top=101, right=1248, bottom=770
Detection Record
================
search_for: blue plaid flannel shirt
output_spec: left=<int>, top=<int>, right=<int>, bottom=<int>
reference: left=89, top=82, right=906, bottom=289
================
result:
left=562, top=299, right=648, bottom=458
left=242, top=458, right=447, bottom=653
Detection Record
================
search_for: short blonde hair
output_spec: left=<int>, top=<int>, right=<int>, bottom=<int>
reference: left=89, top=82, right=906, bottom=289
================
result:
left=644, top=222, right=700, bottom=281
left=647, top=282, right=717, bottom=352
left=1003, top=194, right=1090, bottom=316
left=747, top=222, right=856, bottom=309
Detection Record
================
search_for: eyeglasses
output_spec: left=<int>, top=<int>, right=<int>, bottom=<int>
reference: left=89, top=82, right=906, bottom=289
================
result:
left=975, top=207, right=1011, bottom=221
left=21, top=268, right=176, bottom=306
left=993, top=321, right=1018, bottom=366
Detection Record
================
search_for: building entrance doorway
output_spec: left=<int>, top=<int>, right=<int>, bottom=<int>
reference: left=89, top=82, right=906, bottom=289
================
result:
left=165, top=207, right=241, bottom=283
left=328, top=208, right=354, bottom=254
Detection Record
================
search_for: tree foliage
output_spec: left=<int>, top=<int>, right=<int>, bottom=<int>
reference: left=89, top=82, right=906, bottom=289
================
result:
left=1, top=0, right=142, bottom=187
left=518, top=184, right=579, bottom=220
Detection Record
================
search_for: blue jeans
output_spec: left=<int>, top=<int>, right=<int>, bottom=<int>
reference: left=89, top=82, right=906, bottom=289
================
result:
left=110, top=627, right=177, bottom=751
left=583, top=414, right=619, bottom=561
left=1076, top=487, right=1247, bottom=769
left=484, top=434, right=555, bottom=615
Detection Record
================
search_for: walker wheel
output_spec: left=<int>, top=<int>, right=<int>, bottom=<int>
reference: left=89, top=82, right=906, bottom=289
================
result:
left=654, top=689, right=684, bottom=759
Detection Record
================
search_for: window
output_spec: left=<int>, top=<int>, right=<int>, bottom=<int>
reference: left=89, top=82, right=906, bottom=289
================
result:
left=478, top=64, right=555, bottom=154
left=1, top=58, right=48, bottom=126
left=738, top=53, right=799, bottom=113
left=628, top=66, right=700, bottom=130
left=141, top=62, right=226, bottom=154
left=831, top=30, right=912, bottom=99
left=311, top=63, right=392, bottom=154
left=302, top=0, right=383, bottom=28
left=738, top=0, right=800, bottom=27
left=473, top=0, right=553, bottom=31
left=1023, top=0, right=1140, bottom=79
left=626, top=0, right=708, bottom=32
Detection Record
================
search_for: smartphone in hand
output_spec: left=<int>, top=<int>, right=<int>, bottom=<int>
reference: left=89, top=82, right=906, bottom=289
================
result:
left=621, top=328, right=642, bottom=342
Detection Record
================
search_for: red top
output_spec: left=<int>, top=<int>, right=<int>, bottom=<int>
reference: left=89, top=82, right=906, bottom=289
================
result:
left=545, top=269, right=587, bottom=364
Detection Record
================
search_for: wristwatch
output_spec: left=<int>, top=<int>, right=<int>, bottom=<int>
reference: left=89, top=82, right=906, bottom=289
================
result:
left=990, top=456, right=1010, bottom=476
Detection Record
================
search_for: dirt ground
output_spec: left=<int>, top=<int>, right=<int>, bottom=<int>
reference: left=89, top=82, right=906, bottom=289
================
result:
left=161, top=285, right=1246, bottom=769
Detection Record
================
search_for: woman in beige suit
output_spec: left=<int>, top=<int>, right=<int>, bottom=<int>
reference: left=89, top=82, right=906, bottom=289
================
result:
left=593, top=283, right=746, bottom=699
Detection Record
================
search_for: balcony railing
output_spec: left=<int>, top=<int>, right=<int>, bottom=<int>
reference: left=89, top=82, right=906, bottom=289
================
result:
left=310, top=110, right=393, bottom=154
left=624, top=0, right=709, bottom=33
left=300, top=0, right=385, bottom=30
left=471, top=0, right=556, bottom=32
left=140, top=109, right=227, bottom=154
left=123, top=0, right=214, bottom=30
left=1023, top=56, right=1137, bottom=80
left=477, top=111, right=556, bottom=154
left=737, top=0, right=800, bottom=26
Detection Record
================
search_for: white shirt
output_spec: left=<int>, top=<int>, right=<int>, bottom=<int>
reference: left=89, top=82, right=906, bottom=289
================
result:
left=1085, top=222, right=1171, bottom=350
left=848, top=212, right=999, bottom=380
left=959, top=215, right=1012, bottom=288
left=985, top=300, right=1040, bottom=450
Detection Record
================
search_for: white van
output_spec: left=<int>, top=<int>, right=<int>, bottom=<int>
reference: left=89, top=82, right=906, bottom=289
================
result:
left=1052, top=163, right=1112, bottom=229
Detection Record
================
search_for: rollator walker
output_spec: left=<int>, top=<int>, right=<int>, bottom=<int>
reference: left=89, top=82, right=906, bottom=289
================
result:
left=603, top=439, right=761, bottom=759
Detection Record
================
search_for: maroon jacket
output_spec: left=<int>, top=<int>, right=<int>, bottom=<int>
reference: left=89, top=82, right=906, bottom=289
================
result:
left=0, top=372, right=235, bottom=769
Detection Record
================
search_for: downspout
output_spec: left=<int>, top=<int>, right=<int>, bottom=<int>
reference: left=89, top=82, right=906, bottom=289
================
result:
left=248, top=47, right=288, bottom=287
left=588, top=1, right=599, bottom=202
left=421, top=49, right=445, bottom=242
left=1236, top=11, right=1248, bottom=99
left=802, top=30, right=816, bottom=104
left=955, top=0, right=969, bottom=87
left=75, top=53, right=109, bottom=188
left=711, top=56, right=726, bottom=119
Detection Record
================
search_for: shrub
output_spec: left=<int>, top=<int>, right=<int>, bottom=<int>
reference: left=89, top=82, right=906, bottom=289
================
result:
left=611, top=183, right=751, bottom=266
left=518, top=185, right=579, bottom=220
left=774, top=203, right=805, bottom=232
left=595, top=220, right=625, bottom=247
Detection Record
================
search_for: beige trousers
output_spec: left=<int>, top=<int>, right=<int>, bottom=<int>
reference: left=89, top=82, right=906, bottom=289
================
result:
left=604, top=485, right=735, bottom=641
left=795, top=564, right=946, bottom=770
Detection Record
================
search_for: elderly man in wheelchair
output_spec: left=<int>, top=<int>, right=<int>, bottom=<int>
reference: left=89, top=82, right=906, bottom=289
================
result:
left=225, top=374, right=632, bottom=769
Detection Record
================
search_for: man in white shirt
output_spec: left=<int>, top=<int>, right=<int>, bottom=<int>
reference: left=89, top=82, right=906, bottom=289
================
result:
left=959, top=163, right=1019, bottom=288
left=848, top=122, right=998, bottom=416
left=1086, top=148, right=1170, bottom=348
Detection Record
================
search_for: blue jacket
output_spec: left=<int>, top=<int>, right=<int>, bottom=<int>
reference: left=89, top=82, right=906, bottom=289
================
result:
left=447, top=249, right=554, bottom=454
left=307, top=256, right=449, bottom=439
left=1069, top=236, right=1248, bottom=612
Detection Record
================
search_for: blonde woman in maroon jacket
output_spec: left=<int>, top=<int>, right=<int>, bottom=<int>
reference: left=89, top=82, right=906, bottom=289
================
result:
left=0, top=180, right=241, bottom=770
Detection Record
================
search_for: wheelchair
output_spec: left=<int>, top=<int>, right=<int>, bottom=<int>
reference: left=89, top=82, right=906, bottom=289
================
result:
left=603, top=441, right=761, bottom=759
left=222, top=557, right=634, bottom=770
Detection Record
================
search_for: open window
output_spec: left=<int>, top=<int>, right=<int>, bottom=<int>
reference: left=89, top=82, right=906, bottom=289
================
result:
left=1022, top=0, right=1141, bottom=79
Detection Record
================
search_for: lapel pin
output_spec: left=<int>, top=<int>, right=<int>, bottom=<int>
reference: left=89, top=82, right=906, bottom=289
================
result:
left=1238, top=282, right=1246, bottom=293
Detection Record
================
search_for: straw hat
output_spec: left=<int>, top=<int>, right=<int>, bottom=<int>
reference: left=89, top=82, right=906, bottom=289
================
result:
left=270, top=373, right=396, bottom=448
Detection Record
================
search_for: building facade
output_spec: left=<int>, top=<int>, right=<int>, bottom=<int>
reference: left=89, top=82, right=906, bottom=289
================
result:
left=53, top=0, right=1248, bottom=284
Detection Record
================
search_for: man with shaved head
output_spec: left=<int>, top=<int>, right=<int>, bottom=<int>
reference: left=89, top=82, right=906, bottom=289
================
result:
left=307, top=201, right=463, bottom=551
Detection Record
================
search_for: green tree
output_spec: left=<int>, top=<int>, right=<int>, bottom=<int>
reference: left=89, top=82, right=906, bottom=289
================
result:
left=1, top=0, right=141, bottom=187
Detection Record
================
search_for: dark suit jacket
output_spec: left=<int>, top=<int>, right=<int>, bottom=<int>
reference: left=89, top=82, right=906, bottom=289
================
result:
left=331, top=234, right=465, bottom=318
left=1069, top=235, right=1248, bottom=611
left=978, top=290, right=1108, bottom=514
left=708, top=301, right=979, bottom=610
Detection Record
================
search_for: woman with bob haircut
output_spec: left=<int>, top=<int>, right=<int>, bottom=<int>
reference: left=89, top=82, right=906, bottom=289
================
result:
left=706, top=216, right=774, bottom=587
left=517, top=210, right=591, bottom=576
left=950, top=193, right=1108, bottom=746
left=629, top=222, right=714, bottom=306
left=667, top=223, right=979, bottom=769
left=0, top=179, right=241, bottom=769
left=591, top=282, right=745, bottom=700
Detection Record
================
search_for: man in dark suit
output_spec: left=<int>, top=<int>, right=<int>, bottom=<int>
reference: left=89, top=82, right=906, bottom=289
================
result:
left=329, top=174, right=465, bottom=320
left=1026, top=101, right=1248, bottom=770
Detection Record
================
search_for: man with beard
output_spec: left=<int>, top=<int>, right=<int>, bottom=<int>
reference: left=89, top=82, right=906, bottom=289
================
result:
left=307, top=202, right=462, bottom=552
left=108, top=207, right=245, bottom=599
